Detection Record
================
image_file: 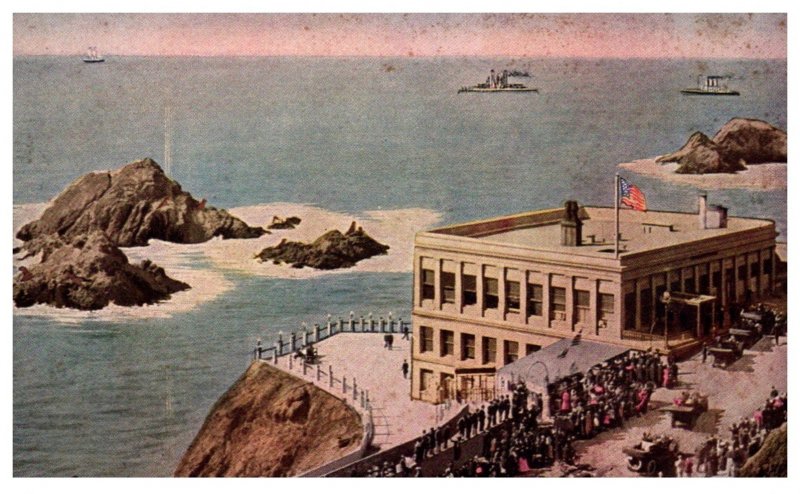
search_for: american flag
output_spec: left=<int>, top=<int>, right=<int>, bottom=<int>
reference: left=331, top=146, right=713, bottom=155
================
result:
left=620, top=177, right=647, bottom=211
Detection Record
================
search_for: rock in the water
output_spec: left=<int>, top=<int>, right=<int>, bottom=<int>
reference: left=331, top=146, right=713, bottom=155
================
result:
left=657, top=118, right=787, bottom=174
left=267, top=215, right=302, bottom=230
left=174, top=361, right=363, bottom=477
left=255, top=221, right=389, bottom=270
left=13, top=232, right=190, bottom=310
left=16, top=158, right=266, bottom=251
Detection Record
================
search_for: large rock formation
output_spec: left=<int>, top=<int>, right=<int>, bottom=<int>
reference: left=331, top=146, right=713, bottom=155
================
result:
left=267, top=216, right=302, bottom=230
left=657, top=118, right=787, bottom=174
left=738, top=423, right=787, bottom=477
left=174, top=361, right=363, bottom=477
left=13, top=232, right=189, bottom=310
left=16, top=158, right=265, bottom=250
left=256, top=222, right=389, bottom=270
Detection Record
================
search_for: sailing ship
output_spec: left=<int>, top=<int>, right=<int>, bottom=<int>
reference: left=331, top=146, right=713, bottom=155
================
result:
left=458, top=69, right=538, bottom=94
left=82, top=46, right=105, bottom=63
left=680, top=75, right=739, bottom=96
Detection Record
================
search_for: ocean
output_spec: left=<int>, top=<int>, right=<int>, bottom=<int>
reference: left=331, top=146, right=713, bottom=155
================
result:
left=12, top=56, right=786, bottom=476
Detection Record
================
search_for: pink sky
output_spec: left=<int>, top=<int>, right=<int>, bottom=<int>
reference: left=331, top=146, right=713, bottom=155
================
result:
left=13, top=13, right=786, bottom=58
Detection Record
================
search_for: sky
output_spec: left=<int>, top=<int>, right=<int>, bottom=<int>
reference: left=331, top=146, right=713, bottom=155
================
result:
left=12, top=13, right=787, bottom=58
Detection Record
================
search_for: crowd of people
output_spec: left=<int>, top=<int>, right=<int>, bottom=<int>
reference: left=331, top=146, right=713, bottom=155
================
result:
left=548, top=350, right=675, bottom=440
left=674, top=388, right=787, bottom=477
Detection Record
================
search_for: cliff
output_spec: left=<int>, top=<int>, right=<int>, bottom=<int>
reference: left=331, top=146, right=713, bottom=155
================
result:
left=175, top=361, right=363, bottom=477
left=657, top=118, right=787, bottom=174
left=256, top=221, right=389, bottom=269
left=13, top=232, right=189, bottom=310
left=16, top=158, right=265, bottom=250
left=738, top=423, right=787, bottom=477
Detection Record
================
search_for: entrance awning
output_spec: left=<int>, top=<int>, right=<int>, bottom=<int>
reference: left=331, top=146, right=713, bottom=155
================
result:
left=496, top=338, right=629, bottom=391
left=666, top=291, right=716, bottom=306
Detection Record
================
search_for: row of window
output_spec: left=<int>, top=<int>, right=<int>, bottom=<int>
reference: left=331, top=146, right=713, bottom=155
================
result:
left=421, top=269, right=615, bottom=323
left=418, top=326, right=541, bottom=365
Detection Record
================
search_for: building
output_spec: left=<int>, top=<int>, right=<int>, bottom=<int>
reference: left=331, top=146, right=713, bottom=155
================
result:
left=410, top=196, right=777, bottom=403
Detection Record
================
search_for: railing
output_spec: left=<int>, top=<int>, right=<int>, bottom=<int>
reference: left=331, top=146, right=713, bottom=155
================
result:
left=252, top=311, right=410, bottom=363
left=622, top=328, right=695, bottom=343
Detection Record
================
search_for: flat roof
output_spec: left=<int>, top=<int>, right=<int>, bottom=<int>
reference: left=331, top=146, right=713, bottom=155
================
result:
left=426, top=206, right=773, bottom=258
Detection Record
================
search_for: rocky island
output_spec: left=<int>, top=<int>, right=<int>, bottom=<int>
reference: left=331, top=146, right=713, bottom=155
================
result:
left=174, top=360, right=363, bottom=477
left=14, top=158, right=266, bottom=310
left=267, top=215, right=302, bottom=230
left=256, top=221, right=389, bottom=270
left=657, top=118, right=787, bottom=174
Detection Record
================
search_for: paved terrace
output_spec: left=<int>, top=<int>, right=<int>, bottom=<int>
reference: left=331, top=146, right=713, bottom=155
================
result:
left=271, top=333, right=459, bottom=450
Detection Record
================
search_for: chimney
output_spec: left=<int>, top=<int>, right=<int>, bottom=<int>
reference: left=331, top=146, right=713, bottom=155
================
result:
left=560, top=200, right=582, bottom=246
left=698, top=193, right=708, bottom=229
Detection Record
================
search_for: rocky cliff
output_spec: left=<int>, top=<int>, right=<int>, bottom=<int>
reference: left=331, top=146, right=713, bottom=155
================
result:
left=174, top=361, right=363, bottom=477
left=17, top=158, right=265, bottom=250
left=256, top=221, right=389, bottom=269
left=13, top=232, right=189, bottom=310
left=657, top=118, right=787, bottom=174
left=738, top=423, right=787, bottom=477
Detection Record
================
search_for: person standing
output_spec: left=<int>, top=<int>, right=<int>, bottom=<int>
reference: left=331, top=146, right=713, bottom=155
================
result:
left=387, top=333, right=394, bottom=350
left=702, top=343, right=708, bottom=363
left=402, top=322, right=409, bottom=340
left=401, top=359, right=409, bottom=379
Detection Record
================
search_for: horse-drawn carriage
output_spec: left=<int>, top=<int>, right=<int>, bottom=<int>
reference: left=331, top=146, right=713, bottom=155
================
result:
left=661, top=392, right=708, bottom=428
left=624, top=435, right=680, bottom=477
left=293, top=344, right=321, bottom=365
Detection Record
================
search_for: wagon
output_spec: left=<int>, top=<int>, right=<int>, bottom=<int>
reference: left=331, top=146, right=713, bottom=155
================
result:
left=728, top=327, right=760, bottom=348
left=624, top=438, right=680, bottom=476
left=661, top=396, right=708, bottom=429
left=709, top=341, right=743, bottom=368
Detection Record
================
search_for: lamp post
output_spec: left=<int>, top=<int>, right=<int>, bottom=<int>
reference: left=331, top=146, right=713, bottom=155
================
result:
left=661, top=291, right=672, bottom=349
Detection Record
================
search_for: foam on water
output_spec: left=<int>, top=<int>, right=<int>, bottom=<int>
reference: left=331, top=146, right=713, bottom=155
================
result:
left=12, top=202, right=441, bottom=322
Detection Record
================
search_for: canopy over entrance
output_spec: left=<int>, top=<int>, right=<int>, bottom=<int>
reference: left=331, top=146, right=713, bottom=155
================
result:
left=497, top=337, right=629, bottom=392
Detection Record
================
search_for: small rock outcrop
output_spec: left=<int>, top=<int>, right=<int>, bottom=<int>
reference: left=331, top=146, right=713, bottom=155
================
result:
left=267, top=216, right=302, bottom=230
left=738, top=423, right=787, bottom=477
left=16, top=158, right=265, bottom=251
left=255, top=222, right=389, bottom=270
left=174, top=361, right=362, bottom=477
left=13, top=232, right=189, bottom=310
left=657, top=118, right=787, bottom=174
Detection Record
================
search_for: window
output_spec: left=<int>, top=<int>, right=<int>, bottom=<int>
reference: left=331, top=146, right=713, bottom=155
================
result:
left=421, top=269, right=435, bottom=301
left=712, top=272, right=722, bottom=291
left=699, top=274, right=710, bottom=294
left=640, top=288, right=652, bottom=327
left=670, top=279, right=681, bottom=294
left=482, top=337, right=496, bottom=364
left=599, top=293, right=615, bottom=321
left=751, top=261, right=760, bottom=277
left=461, top=333, right=476, bottom=360
left=420, top=369, right=434, bottom=392
left=683, top=276, right=695, bottom=293
left=484, top=277, right=499, bottom=309
left=440, top=330, right=454, bottom=357
left=550, top=287, right=566, bottom=320
left=525, top=344, right=541, bottom=356
left=527, top=283, right=543, bottom=316
left=419, top=326, right=434, bottom=353
left=462, top=275, right=477, bottom=306
left=503, top=340, right=519, bottom=365
left=574, top=289, right=590, bottom=323
left=763, top=258, right=773, bottom=275
left=506, top=281, right=520, bottom=313
left=624, top=291, right=636, bottom=330
left=441, top=271, right=456, bottom=304
left=738, top=264, right=747, bottom=280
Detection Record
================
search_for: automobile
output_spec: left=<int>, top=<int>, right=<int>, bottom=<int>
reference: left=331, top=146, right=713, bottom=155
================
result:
left=661, top=392, right=709, bottom=428
left=624, top=435, right=680, bottom=476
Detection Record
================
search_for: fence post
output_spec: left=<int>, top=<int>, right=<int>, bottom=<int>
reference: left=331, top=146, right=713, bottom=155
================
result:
left=379, top=317, right=385, bottom=332
left=289, top=355, right=293, bottom=370
left=303, top=362, right=307, bottom=376
left=360, top=390, right=365, bottom=408
left=273, top=348, right=278, bottom=364
left=339, top=318, right=345, bottom=332
left=366, top=390, right=370, bottom=406
left=277, top=332, right=284, bottom=356
left=328, top=320, right=333, bottom=336
left=343, top=377, right=347, bottom=393
left=316, top=364, right=321, bottom=381
left=369, top=313, right=374, bottom=332
left=314, top=324, right=320, bottom=343
left=350, top=311, right=356, bottom=332
left=353, top=378, right=358, bottom=400
left=290, top=332, right=296, bottom=352
left=329, top=365, right=334, bottom=388
left=302, top=330, right=308, bottom=348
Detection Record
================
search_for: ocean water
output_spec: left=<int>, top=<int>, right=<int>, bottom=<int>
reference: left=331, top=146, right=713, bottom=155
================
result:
left=12, top=56, right=786, bottom=476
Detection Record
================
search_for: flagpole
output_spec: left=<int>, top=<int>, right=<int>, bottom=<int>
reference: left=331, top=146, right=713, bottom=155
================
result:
left=615, top=173, right=620, bottom=259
